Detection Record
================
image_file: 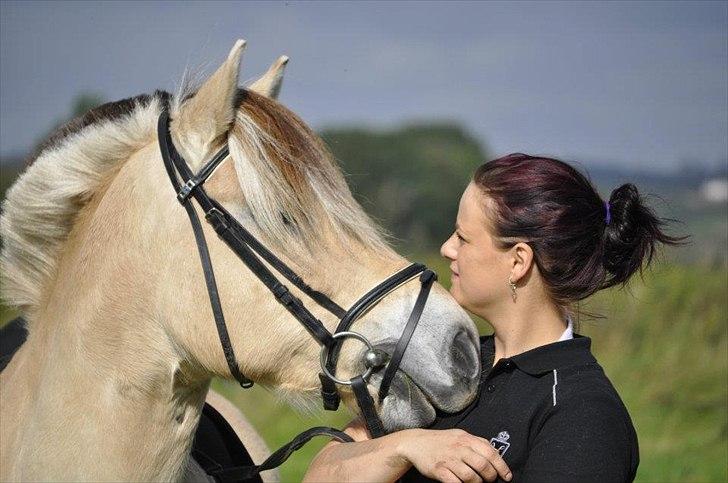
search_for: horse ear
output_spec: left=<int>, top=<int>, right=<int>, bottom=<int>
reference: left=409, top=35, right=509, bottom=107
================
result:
left=249, top=55, right=288, bottom=100
left=171, top=39, right=245, bottom=166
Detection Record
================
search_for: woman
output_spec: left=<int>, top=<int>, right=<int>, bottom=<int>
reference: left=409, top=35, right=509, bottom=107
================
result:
left=304, top=153, right=682, bottom=482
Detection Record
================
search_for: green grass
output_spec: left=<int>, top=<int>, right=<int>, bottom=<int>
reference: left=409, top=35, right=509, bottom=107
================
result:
left=0, top=304, right=19, bottom=327
left=2, top=261, right=726, bottom=482
left=579, top=265, right=728, bottom=482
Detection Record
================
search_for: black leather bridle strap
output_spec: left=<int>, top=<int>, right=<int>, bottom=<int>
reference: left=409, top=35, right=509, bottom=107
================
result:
left=159, top=114, right=253, bottom=388
left=159, top=110, right=345, bottom=320
left=351, top=375, right=386, bottom=438
left=208, top=198, right=346, bottom=319
left=378, top=269, right=436, bottom=401
left=207, top=426, right=354, bottom=482
left=325, top=263, right=425, bottom=369
left=333, top=263, right=427, bottom=334
left=204, top=204, right=334, bottom=347
left=186, top=207, right=255, bottom=387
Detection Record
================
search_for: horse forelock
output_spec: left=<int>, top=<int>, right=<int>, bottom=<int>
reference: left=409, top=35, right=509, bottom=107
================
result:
left=229, top=89, right=394, bottom=263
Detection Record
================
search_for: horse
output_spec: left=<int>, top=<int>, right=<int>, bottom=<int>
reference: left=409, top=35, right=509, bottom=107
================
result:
left=0, top=40, right=481, bottom=481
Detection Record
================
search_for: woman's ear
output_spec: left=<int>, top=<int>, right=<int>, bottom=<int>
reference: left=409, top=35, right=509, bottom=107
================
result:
left=509, top=242, right=534, bottom=284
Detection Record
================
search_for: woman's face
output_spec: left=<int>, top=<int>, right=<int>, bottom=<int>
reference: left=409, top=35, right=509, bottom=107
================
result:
left=440, top=182, right=512, bottom=316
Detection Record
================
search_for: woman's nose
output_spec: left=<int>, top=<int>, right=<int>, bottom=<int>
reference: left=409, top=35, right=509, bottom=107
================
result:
left=440, top=233, right=457, bottom=260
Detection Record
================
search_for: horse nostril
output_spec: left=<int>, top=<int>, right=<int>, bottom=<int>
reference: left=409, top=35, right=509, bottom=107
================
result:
left=451, top=330, right=479, bottom=381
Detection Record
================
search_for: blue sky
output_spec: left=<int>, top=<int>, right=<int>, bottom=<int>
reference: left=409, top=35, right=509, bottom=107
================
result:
left=1, top=1, right=726, bottom=171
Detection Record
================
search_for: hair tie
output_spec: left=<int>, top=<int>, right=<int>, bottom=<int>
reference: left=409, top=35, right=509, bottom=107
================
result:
left=604, top=201, right=612, bottom=226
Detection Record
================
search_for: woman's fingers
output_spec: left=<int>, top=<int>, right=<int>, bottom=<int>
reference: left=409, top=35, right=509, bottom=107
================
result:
left=462, top=449, right=498, bottom=482
left=470, top=438, right=512, bottom=481
left=406, top=429, right=512, bottom=483
left=443, top=459, right=482, bottom=483
left=433, top=466, right=462, bottom=483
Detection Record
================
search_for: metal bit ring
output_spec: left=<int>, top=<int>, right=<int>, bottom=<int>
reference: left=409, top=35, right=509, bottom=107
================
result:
left=320, top=331, right=375, bottom=386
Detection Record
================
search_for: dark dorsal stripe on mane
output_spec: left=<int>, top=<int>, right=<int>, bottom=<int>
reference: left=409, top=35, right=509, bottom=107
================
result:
left=235, top=89, right=310, bottom=197
left=29, top=90, right=172, bottom=165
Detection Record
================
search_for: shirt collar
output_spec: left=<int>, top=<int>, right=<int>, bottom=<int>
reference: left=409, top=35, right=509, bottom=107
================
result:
left=482, top=334, right=596, bottom=376
left=558, top=316, right=574, bottom=341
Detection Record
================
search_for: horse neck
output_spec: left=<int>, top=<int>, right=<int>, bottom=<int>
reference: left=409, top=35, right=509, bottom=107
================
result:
left=0, top=144, right=210, bottom=481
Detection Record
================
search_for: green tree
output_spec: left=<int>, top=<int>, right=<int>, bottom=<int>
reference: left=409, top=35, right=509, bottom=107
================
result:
left=321, top=122, right=488, bottom=250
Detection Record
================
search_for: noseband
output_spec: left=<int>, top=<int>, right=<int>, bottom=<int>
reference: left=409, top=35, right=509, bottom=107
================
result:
left=158, top=108, right=435, bottom=470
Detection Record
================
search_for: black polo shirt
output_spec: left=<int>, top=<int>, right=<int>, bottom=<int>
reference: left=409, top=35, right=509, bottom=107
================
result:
left=402, top=335, right=639, bottom=482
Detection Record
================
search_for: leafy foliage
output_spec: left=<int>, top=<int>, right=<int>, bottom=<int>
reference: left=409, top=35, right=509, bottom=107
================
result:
left=321, top=123, right=487, bottom=249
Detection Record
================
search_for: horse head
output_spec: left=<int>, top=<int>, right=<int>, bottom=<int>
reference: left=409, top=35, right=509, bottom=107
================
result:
left=162, top=41, right=480, bottom=430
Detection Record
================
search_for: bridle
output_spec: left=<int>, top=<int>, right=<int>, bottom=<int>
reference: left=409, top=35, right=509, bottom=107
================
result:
left=158, top=109, right=436, bottom=478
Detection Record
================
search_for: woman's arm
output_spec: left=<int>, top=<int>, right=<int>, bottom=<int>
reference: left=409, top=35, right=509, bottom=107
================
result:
left=304, top=419, right=512, bottom=482
left=303, top=420, right=412, bottom=482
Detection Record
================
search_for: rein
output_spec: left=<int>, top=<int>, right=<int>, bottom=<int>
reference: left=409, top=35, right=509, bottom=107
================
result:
left=158, top=109, right=436, bottom=478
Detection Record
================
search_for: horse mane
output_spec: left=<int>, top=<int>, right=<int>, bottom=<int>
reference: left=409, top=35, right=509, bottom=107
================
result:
left=0, top=87, right=392, bottom=316
left=0, top=92, right=167, bottom=314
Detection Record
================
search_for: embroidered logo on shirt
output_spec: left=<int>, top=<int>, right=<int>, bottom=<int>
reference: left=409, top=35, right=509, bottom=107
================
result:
left=489, top=431, right=511, bottom=456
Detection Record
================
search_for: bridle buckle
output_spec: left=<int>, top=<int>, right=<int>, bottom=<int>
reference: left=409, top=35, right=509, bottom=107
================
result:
left=205, top=207, right=229, bottom=231
left=177, top=178, right=199, bottom=203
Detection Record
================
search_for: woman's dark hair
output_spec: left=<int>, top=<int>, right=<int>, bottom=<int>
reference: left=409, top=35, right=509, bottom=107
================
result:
left=473, top=153, right=685, bottom=306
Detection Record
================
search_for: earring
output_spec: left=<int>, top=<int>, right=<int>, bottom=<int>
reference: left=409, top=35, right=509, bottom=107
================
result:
left=508, top=274, right=517, bottom=302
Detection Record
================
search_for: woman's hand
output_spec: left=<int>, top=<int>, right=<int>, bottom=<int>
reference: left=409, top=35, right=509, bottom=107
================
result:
left=398, top=428, right=512, bottom=483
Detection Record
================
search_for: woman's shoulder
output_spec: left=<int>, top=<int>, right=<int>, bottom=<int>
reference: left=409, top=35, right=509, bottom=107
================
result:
left=547, top=364, right=634, bottom=426
left=527, top=337, right=636, bottom=441
left=520, top=337, right=639, bottom=480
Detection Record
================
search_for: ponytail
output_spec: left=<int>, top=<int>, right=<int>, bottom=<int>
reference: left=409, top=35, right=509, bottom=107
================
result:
left=602, top=184, right=686, bottom=289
